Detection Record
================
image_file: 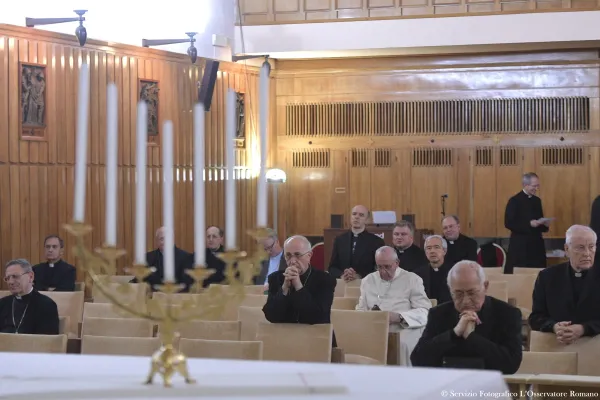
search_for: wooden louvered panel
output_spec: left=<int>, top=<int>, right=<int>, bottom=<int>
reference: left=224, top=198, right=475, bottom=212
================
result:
left=412, top=148, right=453, bottom=167
left=291, top=149, right=331, bottom=168
left=500, top=147, right=519, bottom=166
left=475, top=147, right=493, bottom=166
left=374, top=149, right=391, bottom=168
left=351, top=149, right=369, bottom=168
left=285, top=97, right=590, bottom=136
left=541, top=147, right=585, bottom=166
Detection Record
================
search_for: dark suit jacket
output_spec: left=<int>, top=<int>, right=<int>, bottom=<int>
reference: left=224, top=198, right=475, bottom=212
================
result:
left=33, top=260, right=76, bottom=292
left=263, top=266, right=337, bottom=347
left=328, top=230, right=385, bottom=279
left=411, top=296, right=523, bottom=374
left=132, top=247, right=194, bottom=291
left=193, top=249, right=227, bottom=288
left=529, top=263, right=600, bottom=336
left=0, top=290, right=59, bottom=334
left=254, top=252, right=287, bottom=285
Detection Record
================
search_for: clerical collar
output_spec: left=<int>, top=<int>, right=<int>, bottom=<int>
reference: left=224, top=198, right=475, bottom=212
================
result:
left=15, top=287, right=34, bottom=300
left=570, top=266, right=588, bottom=279
left=431, top=263, right=443, bottom=272
left=446, top=236, right=458, bottom=245
left=522, top=189, right=532, bottom=199
left=396, top=245, right=411, bottom=253
left=351, top=229, right=365, bottom=237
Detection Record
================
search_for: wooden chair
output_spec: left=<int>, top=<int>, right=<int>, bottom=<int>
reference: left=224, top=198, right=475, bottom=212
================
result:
left=486, top=281, right=508, bottom=302
left=345, top=286, right=361, bottom=298
left=166, top=320, right=241, bottom=340
left=346, top=279, right=362, bottom=287
left=0, top=290, right=10, bottom=299
left=487, top=274, right=536, bottom=310
left=334, top=279, right=346, bottom=298
left=179, top=339, right=263, bottom=360
left=332, top=297, right=358, bottom=310
left=238, top=306, right=268, bottom=341
left=257, top=322, right=333, bottom=363
left=514, top=267, right=544, bottom=275
left=244, top=285, right=267, bottom=295
left=83, top=302, right=137, bottom=319
left=82, top=317, right=154, bottom=337
left=58, top=316, right=70, bottom=335
left=310, top=242, right=326, bottom=271
left=92, top=282, right=146, bottom=307
left=81, top=335, right=161, bottom=356
left=482, top=267, right=503, bottom=275
left=530, top=331, right=600, bottom=376
left=41, top=291, right=84, bottom=338
left=331, top=310, right=389, bottom=364
left=241, top=294, right=267, bottom=307
left=74, top=282, right=85, bottom=292
left=0, top=333, right=67, bottom=353
left=516, top=351, right=577, bottom=375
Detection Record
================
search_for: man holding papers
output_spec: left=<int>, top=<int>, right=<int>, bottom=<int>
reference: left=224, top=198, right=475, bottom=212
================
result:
left=504, top=172, right=551, bottom=273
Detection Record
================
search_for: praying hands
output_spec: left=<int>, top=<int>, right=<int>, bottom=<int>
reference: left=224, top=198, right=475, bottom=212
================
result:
left=454, top=311, right=481, bottom=339
left=553, top=321, right=585, bottom=344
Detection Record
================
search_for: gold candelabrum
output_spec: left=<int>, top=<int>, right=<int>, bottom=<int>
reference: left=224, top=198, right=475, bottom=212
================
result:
left=64, top=222, right=270, bottom=387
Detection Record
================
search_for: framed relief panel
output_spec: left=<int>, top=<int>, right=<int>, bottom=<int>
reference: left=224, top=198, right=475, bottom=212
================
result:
left=139, top=79, right=159, bottom=144
left=234, top=91, right=246, bottom=148
left=20, top=62, right=47, bottom=139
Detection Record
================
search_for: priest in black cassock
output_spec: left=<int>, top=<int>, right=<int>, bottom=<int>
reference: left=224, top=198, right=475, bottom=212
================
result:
left=393, top=220, right=428, bottom=274
left=422, top=235, right=452, bottom=303
left=442, top=215, right=478, bottom=266
left=1, top=259, right=59, bottom=334
left=504, top=173, right=550, bottom=273
left=328, top=205, right=385, bottom=282
left=32, top=235, right=76, bottom=292
left=529, top=225, right=600, bottom=341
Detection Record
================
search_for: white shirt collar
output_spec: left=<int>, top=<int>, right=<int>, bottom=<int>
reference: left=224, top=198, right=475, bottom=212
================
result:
left=15, top=287, right=34, bottom=300
left=523, top=189, right=532, bottom=198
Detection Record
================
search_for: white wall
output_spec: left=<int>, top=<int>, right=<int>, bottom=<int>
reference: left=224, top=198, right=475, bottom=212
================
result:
left=0, top=0, right=236, bottom=61
left=234, top=11, right=600, bottom=58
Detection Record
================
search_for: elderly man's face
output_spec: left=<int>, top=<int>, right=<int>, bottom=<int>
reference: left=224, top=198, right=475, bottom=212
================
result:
left=442, top=218, right=460, bottom=241
left=4, top=264, right=34, bottom=296
left=376, top=251, right=399, bottom=281
left=206, top=227, right=223, bottom=251
left=393, top=226, right=413, bottom=248
left=565, top=230, right=597, bottom=270
left=261, top=237, right=280, bottom=258
left=524, top=177, right=540, bottom=196
left=425, top=237, right=446, bottom=265
left=155, top=229, right=165, bottom=252
left=450, top=271, right=488, bottom=313
left=284, top=238, right=312, bottom=274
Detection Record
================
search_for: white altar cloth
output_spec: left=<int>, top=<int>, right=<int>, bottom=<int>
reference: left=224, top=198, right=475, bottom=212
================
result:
left=0, top=353, right=511, bottom=399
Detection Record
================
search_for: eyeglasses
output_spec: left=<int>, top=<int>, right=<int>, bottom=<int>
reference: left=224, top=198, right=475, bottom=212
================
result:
left=450, top=289, right=482, bottom=299
left=376, top=264, right=396, bottom=271
left=3, top=272, right=30, bottom=282
left=284, top=249, right=311, bottom=261
left=263, top=241, right=276, bottom=252
left=570, top=244, right=597, bottom=254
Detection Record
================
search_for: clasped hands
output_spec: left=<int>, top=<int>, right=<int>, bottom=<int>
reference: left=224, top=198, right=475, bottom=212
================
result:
left=553, top=321, right=584, bottom=344
left=342, top=268, right=360, bottom=282
left=530, top=219, right=550, bottom=228
left=282, top=265, right=303, bottom=294
left=454, top=311, right=481, bottom=339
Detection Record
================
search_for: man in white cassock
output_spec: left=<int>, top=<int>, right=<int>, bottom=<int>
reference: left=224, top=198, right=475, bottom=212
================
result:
left=356, top=246, right=431, bottom=366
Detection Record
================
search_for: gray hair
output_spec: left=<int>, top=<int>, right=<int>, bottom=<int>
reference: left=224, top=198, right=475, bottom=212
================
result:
left=566, top=224, right=597, bottom=245
left=5, top=259, right=33, bottom=274
left=394, top=220, right=415, bottom=236
left=284, top=235, right=312, bottom=253
left=264, top=228, right=278, bottom=241
left=447, top=260, right=486, bottom=288
left=442, top=215, right=460, bottom=225
left=375, top=246, right=399, bottom=261
left=522, top=172, right=539, bottom=186
left=425, top=234, right=448, bottom=250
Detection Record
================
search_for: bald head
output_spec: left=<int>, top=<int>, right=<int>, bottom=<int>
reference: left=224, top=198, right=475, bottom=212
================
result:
left=283, top=235, right=312, bottom=274
left=350, top=205, right=369, bottom=232
left=565, top=224, right=597, bottom=271
left=447, top=261, right=488, bottom=312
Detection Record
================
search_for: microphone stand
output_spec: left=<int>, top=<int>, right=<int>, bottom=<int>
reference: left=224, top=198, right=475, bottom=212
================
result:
left=441, top=196, right=446, bottom=218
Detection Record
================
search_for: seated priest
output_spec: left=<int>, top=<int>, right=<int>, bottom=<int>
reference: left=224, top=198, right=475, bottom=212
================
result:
left=356, top=246, right=431, bottom=366
left=328, top=205, right=385, bottom=282
left=131, top=227, right=194, bottom=292
left=442, top=215, right=478, bottom=266
left=529, top=225, right=600, bottom=342
left=32, top=235, right=76, bottom=292
left=255, top=228, right=286, bottom=286
left=393, top=221, right=428, bottom=275
left=423, top=235, right=453, bottom=304
left=1, top=259, right=59, bottom=334
left=411, top=261, right=522, bottom=374
left=206, top=226, right=225, bottom=255
left=263, top=235, right=337, bottom=346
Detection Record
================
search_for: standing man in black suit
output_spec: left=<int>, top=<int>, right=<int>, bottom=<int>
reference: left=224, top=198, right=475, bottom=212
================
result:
left=411, top=261, right=522, bottom=374
left=33, top=235, right=76, bottom=292
left=255, top=229, right=287, bottom=286
left=442, top=215, right=478, bottom=266
left=328, top=205, right=385, bottom=282
left=529, top=225, right=600, bottom=342
left=504, top=172, right=550, bottom=273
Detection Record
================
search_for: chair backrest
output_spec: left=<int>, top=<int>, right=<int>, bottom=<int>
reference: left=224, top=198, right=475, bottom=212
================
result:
left=240, top=294, right=267, bottom=308
left=346, top=278, right=362, bottom=287
left=92, top=282, right=146, bottom=308
left=83, top=302, right=137, bottom=319
left=493, top=243, right=507, bottom=271
left=169, top=320, right=241, bottom=340
left=0, top=290, right=10, bottom=299
left=82, top=317, right=154, bottom=337
left=486, top=281, right=508, bottom=302
left=530, top=331, right=600, bottom=376
left=41, top=291, right=84, bottom=337
left=332, top=297, right=358, bottom=310
left=179, top=339, right=263, bottom=360
left=311, top=242, right=325, bottom=271
left=334, top=279, right=346, bottom=298
left=517, top=351, right=577, bottom=375
left=486, top=274, right=536, bottom=310
left=244, top=285, right=267, bottom=295
left=0, top=333, right=67, bottom=353
left=483, top=267, right=504, bottom=275
left=81, top=335, right=161, bottom=356
left=238, top=306, right=268, bottom=341
left=256, top=322, right=333, bottom=363
left=345, top=286, right=361, bottom=298
left=513, top=267, right=544, bottom=275
left=74, top=282, right=85, bottom=292
left=330, top=310, right=389, bottom=364
left=58, top=316, right=70, bottom=334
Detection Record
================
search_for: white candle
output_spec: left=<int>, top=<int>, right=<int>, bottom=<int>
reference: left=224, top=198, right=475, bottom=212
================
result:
left=105, top=83, right=118, bottom=247
left=73, top=63, right=90, bottom=222
left=162, top=121, right=175, bottom=282
left=135, top=102, right=148, bottom=265
left=193, top=103, right=206, bottom=266
left=257, top=62, right=269, bottom=227
left=225, top=89, right=237, bottom=250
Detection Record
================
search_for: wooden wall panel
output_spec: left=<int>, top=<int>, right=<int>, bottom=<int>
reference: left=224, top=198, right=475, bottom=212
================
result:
left=0, top=25, right=271, bottom=286
left=275, top=52, right=600, bottom=239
